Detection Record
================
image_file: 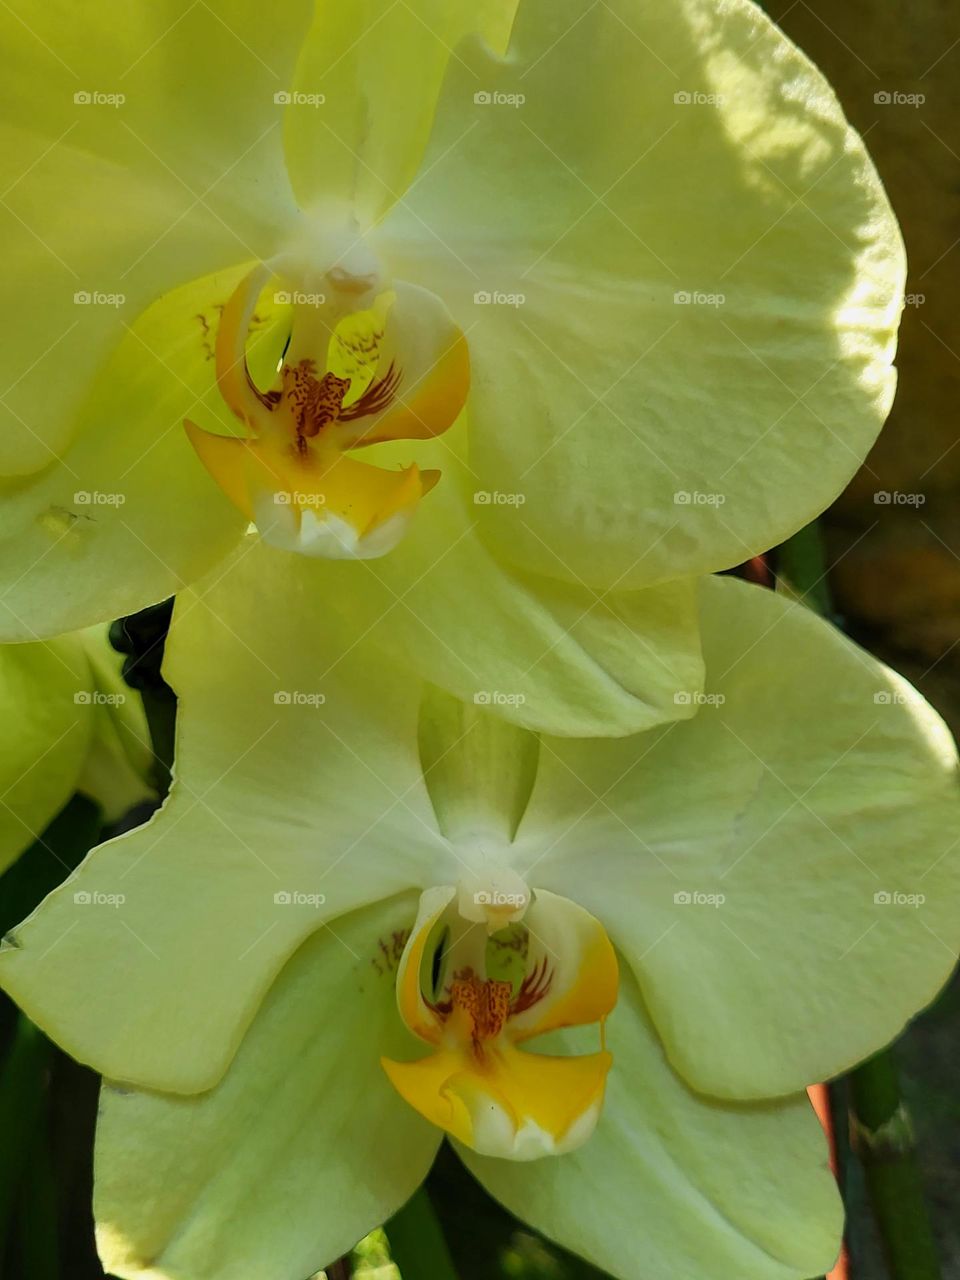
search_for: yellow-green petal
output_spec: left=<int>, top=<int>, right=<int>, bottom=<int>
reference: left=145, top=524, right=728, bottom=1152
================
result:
left=95, top=895, right=441, bottom=1280
left=298, top=423, right=705, bottom=737
left=463, top=967, right=841, bottom=1280
left=0, top=545, right=450, bottom=1092
left=0, top=636, right=94, bottom=874
left=284, top=0, right=518, bottom=226
left=378, top=0, right=904, bottom=588
left=0, top=0, right=304, bottom=475
left=518, top=574, right=960, bottom=1098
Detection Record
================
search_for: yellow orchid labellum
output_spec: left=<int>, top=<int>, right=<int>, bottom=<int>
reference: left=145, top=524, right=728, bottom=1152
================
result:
left=383, top=881, right=618, bottom=1159
left=185, top=251, right=469, bottom=558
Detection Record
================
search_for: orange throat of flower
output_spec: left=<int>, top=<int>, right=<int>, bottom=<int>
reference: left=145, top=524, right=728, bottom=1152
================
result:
left=184, top=260, right=469, bottom=560
left=382, top=884, right=618, bottom=1161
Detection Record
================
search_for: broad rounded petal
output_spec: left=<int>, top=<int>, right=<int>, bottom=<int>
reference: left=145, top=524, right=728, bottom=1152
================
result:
left=0, top=636, right=94, bottom=873
left=0, top=1, right=304, bottom=473
left=518, top=574, right=960, bottom=1098
left=380, top=0, right=905, bottom=588
left=95, top=895, right=442, bottom=1280
left=0, top=263, right=286, bottom=640
left=462, top=969, right=841, bottom=1280
left=298, top=423, right=706, bottom=737
left=284, top=1, right=518, bottom=224
left=0, top=543, right=452, bottom=1091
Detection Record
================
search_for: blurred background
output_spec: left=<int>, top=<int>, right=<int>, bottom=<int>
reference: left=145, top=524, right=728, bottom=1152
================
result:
left=766, top=2, right=960, bottom=1275
left=1, top=2, right=959, bottom=1277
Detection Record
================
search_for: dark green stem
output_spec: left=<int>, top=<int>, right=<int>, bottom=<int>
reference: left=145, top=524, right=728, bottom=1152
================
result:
left=0, top=1016, right=51, bottom=1263
left=848, top=1051, right=941, bottom=1280
left=775, top=520, right=834, bottom=616
left=14, top=1094, right=59, bottom=1280
left=386, top=1188, right=459, bottom=1280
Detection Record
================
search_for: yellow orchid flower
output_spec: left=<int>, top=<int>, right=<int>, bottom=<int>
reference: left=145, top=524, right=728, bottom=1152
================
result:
left=0, top=626, right=153, bottom=876
left=2, top=544, right=956, bottom=1279
left=0, top=0, right=904, bottom=736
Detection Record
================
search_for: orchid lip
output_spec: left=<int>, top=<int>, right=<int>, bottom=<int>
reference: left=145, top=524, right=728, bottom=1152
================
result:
left=382, top=883, right=618, bottom=1161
